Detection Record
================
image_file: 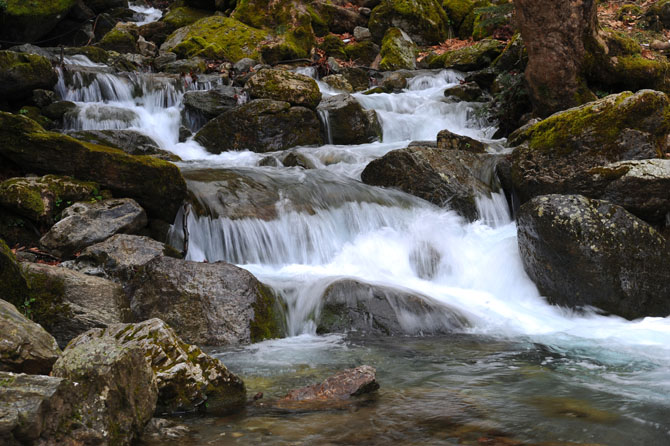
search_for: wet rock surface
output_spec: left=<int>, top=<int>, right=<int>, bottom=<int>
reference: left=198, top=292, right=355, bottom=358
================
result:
left=245, top=69, right=322, bottom=109
left=316, top=94, right=381, bottom=145
left=67, top=129, right=178, bottom=161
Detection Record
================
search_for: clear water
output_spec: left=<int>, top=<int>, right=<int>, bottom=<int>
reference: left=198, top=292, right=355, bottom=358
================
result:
left=56, top=51, right=670, bottom=445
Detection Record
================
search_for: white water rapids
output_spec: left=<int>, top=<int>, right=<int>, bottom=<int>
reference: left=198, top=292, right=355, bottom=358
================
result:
left=55, top=51, right=670, bottom=417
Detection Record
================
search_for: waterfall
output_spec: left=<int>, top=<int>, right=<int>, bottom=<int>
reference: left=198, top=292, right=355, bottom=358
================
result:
left=317, top=109, right=333, bottom=144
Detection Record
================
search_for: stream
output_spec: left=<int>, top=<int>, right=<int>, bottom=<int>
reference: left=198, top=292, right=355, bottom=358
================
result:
left=54, top=5, right=670, bottom=444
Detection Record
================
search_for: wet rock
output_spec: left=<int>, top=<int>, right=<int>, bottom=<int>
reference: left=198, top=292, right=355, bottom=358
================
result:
left=369, top=0, right=449, bottom=45
left=40, top=198, right=147, bottom=258
left=71, top=319, right=246, bottom=415
left=195, top=99, right=323, bottom=153
left=428, top=39, right=505, bottom=71
left=0, top=299, right=61, bottom=375
left=380, top=71, right=408, bottom=92
left=444, top=81, right=486, bottom=102
left=317, top=94, right=381, bottom=145
left=317, top=279, right=468, bottom=335
left=361, top=143, right=497, bottom=221
left=245, top=69, right=322, bottom=109
left=21, top=262, right=132, bottom=348
left=183, top=85, right=242, bottom=125
left=517, top=195, right=670, bottom=320
left=436, top=129, right=486, bottom=153
left=379, top=28, right=417, bottom=70
left=0, top=51, right=58, bottom=102
left=339, top=67, right=371, bottom=92
left=0, top=175, right=99, bottom=224
left=504, top=90, right=670, bottom=206
left=322, top=74, right=354, bottom=93
left=0, top=1, right=77, bottom=44
left=31, top=89, right=56, bottom=108
left=0, top=112, right=187, bottom=222
left=52, top=333, right=158, bottom=446
left=67, top=129, right=179, bottom=161
left=42, top=100, right=78, bottom=121
left=280, top=365, right=379, bottom=404
left=140, top=418, right=190, bottom=442
left=129, top=256, right=284, bottom=345
left=281, top=152, right=316, bottom=169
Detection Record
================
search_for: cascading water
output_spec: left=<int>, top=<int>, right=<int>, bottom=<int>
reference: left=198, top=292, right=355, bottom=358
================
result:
left=55, top=46, right=670, bottom=444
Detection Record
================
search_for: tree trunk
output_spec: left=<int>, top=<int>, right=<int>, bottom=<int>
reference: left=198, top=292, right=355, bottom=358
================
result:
left=515, top=0, right=600, bottom=117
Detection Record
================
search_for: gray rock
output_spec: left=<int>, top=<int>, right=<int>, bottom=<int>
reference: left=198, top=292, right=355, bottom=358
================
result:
left=80, top=104, right=140, bottom=126
left=32, top=89, right=56, bottom=108
left=317, top=94, right=381, bottom=145
left=517, top=195, right=670, bottom=320
left=322, top=74, right=354, bottom=93
left=40, top=198, right=148, bottom=258
left=380, top=71, right=408, bottom=92
left=129, top=256, right=284, bottom=345
left=21, top=262, right=132, bottom=348
left=245, top=69, right=322, bottom=109
left=317, top=279, right=468, bottom=336
left=436, top=129, right=487, bottom=153
left=67, top=129, right=179, bottom=161
left=183, top=86, right=241, bottom=129
left=70, top=319, right=246, bottom=415
left=444, top=81, right=487, bottom=102
left=52, top=334, right=158, bottom=446
left=282, top=365, right=379, bottom=402
left=140, top=418, right=190, bottom=442
left=233, top=57, right=256, bottom=73
left=153, top=52, right=177, bottom=71
left=361, top=144, right=498, bottom=221
left=354, top=26, right=372, bottom=41
left=0, top=299, right=61, bottom=375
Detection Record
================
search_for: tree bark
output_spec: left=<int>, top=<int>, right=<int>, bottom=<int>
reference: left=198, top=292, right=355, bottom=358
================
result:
left=515, top=0, right=599, bottom=117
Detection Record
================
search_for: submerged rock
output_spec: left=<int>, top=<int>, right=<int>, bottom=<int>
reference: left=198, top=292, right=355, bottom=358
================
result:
left=22, top=262, right=132, bottom=348
left=517, top=195, right=670, bottom=320
left=194, top=99, right=323, bottom=153
left=283, top=365, right=379, bottom=401
left=40, top=198, right=147, bottom=258
left=68, top=319, right=246, bottom=416
left=317, top=279, right=468, bottom=336
left=0, top=112, right=187, bottom=222
left=0, top=299, right=61, bottom=375
left=316, top=94, right=381, bottom=145
left=129, top=256, right=284, bottom=345
left=52, top=334, right=158, bottom=446
left=245, top=69, right=322, bottom=109
left=361, top=143, right=497, bottom=221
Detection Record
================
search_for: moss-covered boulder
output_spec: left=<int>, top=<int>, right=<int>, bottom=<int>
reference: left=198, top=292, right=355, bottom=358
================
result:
left=245, top=68, right=321, bottom=109
left=161, top=6, right=210, bottom=31
left=0, top=239, right=30, bottom=308
left=443, top=0, right=475, bottom=36
left=316, top=94, right=381, bottom=144
left=52, top=334, right=158, bottom=446
left=0, top=175, right=99, bottom=224
left=0, top=51, right=58, bottom=102
left=195, top=99, right=324, bottom=153
left=0, top=112, right=186, bottom=222
left=369, top=0, right=449, bottom=45
left=643, top=0, right=670, bottom=30
left=505, top=90, right=670, bottom=204
left=344, top=40, right=381, bottom=66
left=518, top=195, right=670, bottom=320
left=97, top=23, right=139, bottom=54
left=311, top=1, right=368, bottom=35
left=427, top=38, right=504, bottom=71
left=129, top=256, right=285, bottom=345
left=471, top=1, right=514, bottom=40
left=361, top=143, right=498, bottom=221
left=0, top=0, right=77, bottom=43
left=162, top=15, right=266, bottom=62
left=67, top=129, right=178, bottom=161
left=0, top=298, right=61, bottom=375
left=70, top=319, right=246, bottom=415
left=379, top=28, right=417, bottom=70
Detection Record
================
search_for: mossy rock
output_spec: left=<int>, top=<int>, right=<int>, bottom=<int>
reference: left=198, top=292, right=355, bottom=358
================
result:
left=0, top=0, right=77, bottom=43
left=162, top=6, right=210, bottom=31
left=644, top=0, right=670, bottom=31
left=0, top=238, right=30, bottom=308
left=442, top=0, right=474, bottom=34
left=457, top=0, right=490, bottom=39
left=164, top=15, right=266, bottom=62
left=0, top=175, right=99, bottom=224
left=245, top=68, right=322, bottom=108
left=64, top=46, right=110, bottom=64
left=16, top=106, right=54, bottom=130
left=471, top=1, right=514, bottom=40
left=379, top=27, right=417, bottom=71
left=369, top=0, right=450, bottom=45
left=0, top=51, right=58, bottom=102
left=0, top=112, right=186, bottom=222
left=97, top=24, right=138, bottom=54
left=319, top=34, right=347, bottom=60
left=344, top=41, right=380, bottom=66
left=427, top=38, right=504, bottom=71
left=491, top=33, right=527, bottom=72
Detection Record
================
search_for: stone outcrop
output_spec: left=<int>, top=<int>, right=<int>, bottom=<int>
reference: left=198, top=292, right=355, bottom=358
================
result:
left=0, top=51, right=58, bottom=102
left=368, top=0, right=449, bottom=45
left=379, top=28, right=417, bottom=71
left=316, top=94, right=381, bottom=145
left=245, top=69, right=322, bottom=109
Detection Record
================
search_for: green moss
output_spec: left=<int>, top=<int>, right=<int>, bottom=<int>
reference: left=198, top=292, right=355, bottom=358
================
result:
left=369, top=0, right=450, bottom=45
left=617, top=3, right=642, bottom=21
left=166, top=16, right=266, bottom=62
left=97, top=27, right=137, bottom=53
left=471, top=1, right=513, bottom=40
left=344, top=41, right=379, bottom=65
left=4, top=0, right=75, bottom=16
left=612, top=55, right=670, bottom=91
left=379, top=27, right=417, bottom=70
left=0, top=178, right=45, bottom=219
left=319, top=34, right=346, bottom=60
left=443, top=0, right=474, bottom=29
left=250, top=284, right=285, bottom=343
left=0, top=238, right=30, bottom=306
left=602, top=29, right=641, bottom=57
left=162, top=6, right=210, bottom=30
left=22, top=268, right=71, bottom=331
left=427, top=38, right=503, bottom=70
left=68, top=46, right=110, bottom=64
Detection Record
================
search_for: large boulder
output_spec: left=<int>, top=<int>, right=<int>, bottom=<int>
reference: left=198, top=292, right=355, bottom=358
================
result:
left=443, top=0, right=475, bottom=38
left=22, top=262, right=132, bottom=348
left=97, top=23, right=139, bottom=53
left=194, top=99, right=324, bottom=153
left=0, top=299, right=61, bottom=375
left=0, top=51, right=58, bottom=102
left=0, top=112, right=187, bottom=222
left=427, top=38, right=505, bottom=71
left=313, top=1, right=368, bottom=34
left=316, top=94, right=381, bottom=145
left=361, top=143, right=497, bottom=221
left=40, top=198, right=147, bottom=258
left=183, top=85, right=241, bottom=124
left=517, top=195, right=670, bottom=320
left=0, top=239, right=30, bottom=308
left=317, top=279, right=468, bottom=335
left=0, top=175, right=99, bottom=225
left=161, top=15, right=266, bottom=62
left=368, top=0, right=449, bottom=45
left=70, top=319, right=246, bottom=415
left=505, top=90, right=670, bottom=206
left=129, top=256, right=284, bottom=345
left=245, top=69, right=322, bottom=109
left=0, top=1, right=77, bottom=44
left=379, top=27, right=417, bottom=71
left=52, top=334, right=158, bottom=446
left=67, top=129, right=178, bottom=161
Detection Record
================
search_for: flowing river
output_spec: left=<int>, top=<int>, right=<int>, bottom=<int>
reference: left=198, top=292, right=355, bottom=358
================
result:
left=53, top=6, right=670, bottom=443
